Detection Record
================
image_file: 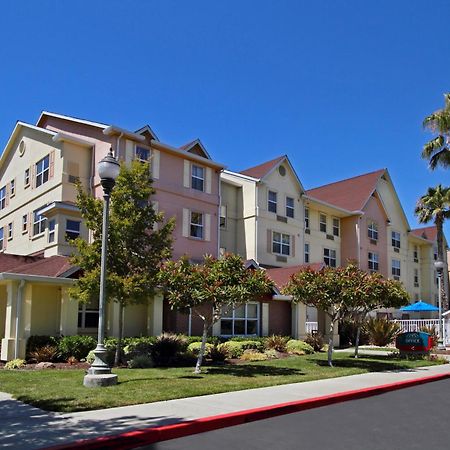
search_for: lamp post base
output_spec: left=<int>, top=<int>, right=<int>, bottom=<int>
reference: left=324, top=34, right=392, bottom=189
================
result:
left=83, top=373, right=118, bottom=388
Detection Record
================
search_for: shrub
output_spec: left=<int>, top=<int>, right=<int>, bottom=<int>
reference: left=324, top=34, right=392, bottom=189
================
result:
left=264, top=335, right=289, bottom=352
left=286, top=340, right=314, bottom=355
left=220, top=341, right=245, bottom=358
left=187, top=342, right=214, bottom=357
left=339, top=320, right=370, bottom=347
left=240, top=349, right=268, bottom=361
left=264, top=349, right=278, bottom=359
left=58, top=335, right=97, bottom=361
left=151, top=333, right=188, bottom=366
left=86, top=350, right=95, bottom=364
left=127, top=355, right=154, bottom=369
left=229, top=336, right=265, bottom=344
left=5, top=359, right=26, bottom=369
left=186, top=335, right=220, bottom=346
left=210, top=344, right=229, bottom=362
left=28, top=345, right=58, bottom=363
left=420, top=326, right=438, bottom=348
left=366, top=318, right=401, bottom=346
left=26, top=335, right=60, bottom=357
left=239, top=340, right=264, bottom=352
left=304, top=332, right=325, bottom=352
left=123, top=337, right=155, bottom=360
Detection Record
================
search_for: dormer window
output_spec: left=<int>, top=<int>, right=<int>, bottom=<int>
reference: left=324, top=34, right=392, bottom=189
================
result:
left=135, top=146, right=150, bottom=162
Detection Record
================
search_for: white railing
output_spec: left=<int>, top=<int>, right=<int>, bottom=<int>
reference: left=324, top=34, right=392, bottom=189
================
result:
left=392, top=319, right=449, bottom=344
left=306, top=321, right=318, bottom=334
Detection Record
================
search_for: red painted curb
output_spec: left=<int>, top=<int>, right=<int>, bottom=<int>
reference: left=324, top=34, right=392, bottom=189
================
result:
left=48, top=372, right=450, bottom=450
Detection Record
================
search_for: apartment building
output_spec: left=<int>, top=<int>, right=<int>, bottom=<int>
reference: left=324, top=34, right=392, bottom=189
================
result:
left=0, top=112, right=224, bottom=360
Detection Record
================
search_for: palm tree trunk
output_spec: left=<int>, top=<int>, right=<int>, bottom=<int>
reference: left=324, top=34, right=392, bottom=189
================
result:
left=436, top=217, right=448, bottom=310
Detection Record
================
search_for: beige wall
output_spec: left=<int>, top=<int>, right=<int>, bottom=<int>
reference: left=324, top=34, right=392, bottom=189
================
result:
left=30, top=285, right=61, bottom=336
left=0, top=285, right=6, bottom=339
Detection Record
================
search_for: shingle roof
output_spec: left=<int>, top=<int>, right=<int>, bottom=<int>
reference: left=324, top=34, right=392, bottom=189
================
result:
left=410, top=226, right=438, bottom=242
left=306, top=169, right=386, bottom=212
left=239, top=155, right=286, bottom=179
left=0, top=254, right=74, bottom=277
left=266, top=263, right=325, bottom=290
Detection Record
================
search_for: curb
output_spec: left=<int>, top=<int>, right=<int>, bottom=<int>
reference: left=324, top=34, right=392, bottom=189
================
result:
left=48, top=372, right=450, bottom=450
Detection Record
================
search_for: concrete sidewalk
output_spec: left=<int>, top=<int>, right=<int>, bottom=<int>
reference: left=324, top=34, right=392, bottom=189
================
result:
left=1, top=363, right=449, bottom=449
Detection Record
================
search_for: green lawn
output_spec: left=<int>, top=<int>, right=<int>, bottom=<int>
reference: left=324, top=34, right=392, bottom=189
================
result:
left=0, top=353, right=444, bottom=413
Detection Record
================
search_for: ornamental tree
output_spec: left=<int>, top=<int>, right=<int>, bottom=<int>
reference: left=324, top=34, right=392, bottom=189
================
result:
left=284, top=264, right=370, bottom=366
left=158, top=253, right=273, bottom=373
left=70, top=161, right=175, bottom=365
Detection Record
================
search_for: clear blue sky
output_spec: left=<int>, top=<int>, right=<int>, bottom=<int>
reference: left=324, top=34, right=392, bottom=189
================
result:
left=0, top=0, right=449, bottom=236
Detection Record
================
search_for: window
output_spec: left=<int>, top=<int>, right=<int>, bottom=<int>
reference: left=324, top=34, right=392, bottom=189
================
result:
left=433, top=247, right=438, bottom=261
left=332, top=218, right=340, bottom=237
left=190, top=211, right=204, bottom=239
left=319, top=213, right=327, bottom=233
left=135, top=146, right=150, bottom=162
left=391, top=231, right=401, bottom=249
left=286, top=197, right=294, bottom=218
left=220, top=205, right=227, bottom=228
left=22, top=214, right=27, bottom=233
left=304, top=207, right=310, bottom=229
left=368, top=222, right=378, bottom=240
left=48, top=219, right=56, bottom=243
left=78, top=298, right=100, bottom=329
left=268, top=191, right=277, bottom=213
left=24, top=168, right=30, bottom=187
left=324, top=248, right=336, bottom=267
left=7, top=222, right=13, bottom=240
left=414, top=268, right=419, bottom=286
left=368, top=252, right=379, bottom=272
left=191, top=165, right=204, bottom=191
left=35, top=155, right=50, bottom=187
left=66, top=220, right=80, bottom=240
left=272, top=232, right=291, bottom=256
left=33, top=208, right=47, bottom=236
left=0, top=228, right=3, bottom=250
left=10, top=179, right=15, bottom=197
left=304, top=243, right=310, bottom=263
left=392, top=259, right=401, bottom=279
left=413, top=245, right=419, bottom=262
left=0, top=186, right=5, bottom=210
left=220, top=303, right=259, bottom=336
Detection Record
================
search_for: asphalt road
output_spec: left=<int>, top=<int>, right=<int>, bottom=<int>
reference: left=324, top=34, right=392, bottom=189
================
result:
left=139, top=378, right=450, bottom=450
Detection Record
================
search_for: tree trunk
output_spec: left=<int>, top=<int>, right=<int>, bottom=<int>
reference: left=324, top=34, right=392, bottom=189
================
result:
left=436, top=217, right=448, bottom=310
left=114, top=303, right=124, bottom=367
left=194, top=321, right=209, bottom=374
left=327, top=319, right=335, bottom=367
left=354, top=325, right=361, bottom=358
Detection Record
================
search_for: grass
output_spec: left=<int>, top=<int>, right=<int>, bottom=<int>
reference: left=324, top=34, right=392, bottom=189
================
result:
left=0, top=353, right=444, bottom=413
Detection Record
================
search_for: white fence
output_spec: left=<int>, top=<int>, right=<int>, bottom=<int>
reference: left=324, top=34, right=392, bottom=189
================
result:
left=306, top=322, right=318, bottom=334
left=392, top=319, right=449, bottom=345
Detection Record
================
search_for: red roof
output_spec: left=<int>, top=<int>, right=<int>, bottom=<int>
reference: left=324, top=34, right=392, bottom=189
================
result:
left=240, top=155, right=286, bottom=179
left=266, top=263, right=324, bottom=290
left=410, top=226, right=438, bottom=242
left=306, top=169, right=386, bottom=212
left=0, top=254, right=74, bottom=277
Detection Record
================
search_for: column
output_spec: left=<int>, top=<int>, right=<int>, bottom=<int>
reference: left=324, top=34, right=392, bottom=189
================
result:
left=147, top=292, right=163, bottom=336
left=292, top=302, right=307, bottom=339
left=261, top=303, right=269, bottom=336
left=59, top=287, right=78, bottom=336
left=1, top=281, right=19, bottom=360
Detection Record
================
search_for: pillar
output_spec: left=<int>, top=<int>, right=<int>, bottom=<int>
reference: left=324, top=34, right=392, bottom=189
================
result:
left=59, top=287, right=78, bottom=336
left=147, top=292, right=163, bottom=336
left=1, top=281, right=24, bottom=360
left=292, top=302, right=307, bottom=339
left=261, top=303, right=269, bottom=336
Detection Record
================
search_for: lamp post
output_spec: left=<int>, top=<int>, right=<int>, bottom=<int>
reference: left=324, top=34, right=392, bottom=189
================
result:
left=84, top=149, right=120, bottom=388
left=434, top=260, right=446, bottom=350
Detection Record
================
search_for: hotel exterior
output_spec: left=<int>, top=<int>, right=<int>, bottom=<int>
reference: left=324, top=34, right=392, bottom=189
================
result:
left=0, top=111, right=447, bottom=360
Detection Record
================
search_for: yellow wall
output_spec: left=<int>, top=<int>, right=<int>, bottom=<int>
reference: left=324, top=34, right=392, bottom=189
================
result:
left=30, top=285, right=61, bottom=336
left=0, top=285, right=6, bottom=338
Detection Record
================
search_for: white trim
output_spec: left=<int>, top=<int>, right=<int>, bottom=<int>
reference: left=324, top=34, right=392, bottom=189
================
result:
left=0, top=273, right=75, bottom=284
left=103, top=125, right=146, bottom=142
left=52, top=132, right=94, bottom=147
left=181, top=139, right=212, bottom=160
left=223, top=169, right=259, bottom=182
left=37, top=111, right=108, bottom=129
left=272, top=295, right=292, bottom=301
left=151, top=140, right=225, bottom=169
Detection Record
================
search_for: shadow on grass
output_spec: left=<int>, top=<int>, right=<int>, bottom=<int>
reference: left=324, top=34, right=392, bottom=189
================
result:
left=310, top=355, right=416, bottom=372
left=205, top=364, right=304, bottom=378
left=16, top=396, right=79, bottom=412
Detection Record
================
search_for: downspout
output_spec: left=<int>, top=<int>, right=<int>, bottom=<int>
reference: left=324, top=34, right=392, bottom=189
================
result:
left=89, top=144, right=95, bottom=195
left=14, top=280, right=26, bottom=359
left=255, top=182, right=259, bottom=263
left=115, top=133, right=124, bottom=159
left=356, top=217, right=361, bottom=268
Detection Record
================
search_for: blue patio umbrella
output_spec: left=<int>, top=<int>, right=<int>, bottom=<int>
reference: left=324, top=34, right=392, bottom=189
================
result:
left=400, top=300, right=439, bottom=312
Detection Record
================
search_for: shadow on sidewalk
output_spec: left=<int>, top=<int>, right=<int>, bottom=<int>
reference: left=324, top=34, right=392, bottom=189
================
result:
left=0, top=398, right=185, bottom=450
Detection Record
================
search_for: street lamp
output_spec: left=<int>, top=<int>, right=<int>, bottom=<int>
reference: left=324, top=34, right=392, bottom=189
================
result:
left=434, top=260, right=446, bottom=351
left=84, top=148, right=120, bottom=388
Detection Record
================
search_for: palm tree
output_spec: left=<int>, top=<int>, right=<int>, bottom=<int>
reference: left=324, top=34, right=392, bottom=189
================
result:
left=415, top=185, right=450, bottom=308
left=422, top=93, right=450, bottom=170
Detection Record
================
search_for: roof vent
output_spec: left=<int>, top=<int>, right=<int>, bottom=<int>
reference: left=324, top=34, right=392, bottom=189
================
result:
left=278, top=165, right=286, bottom=176
left=19, top=140, right=26, bottom=156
